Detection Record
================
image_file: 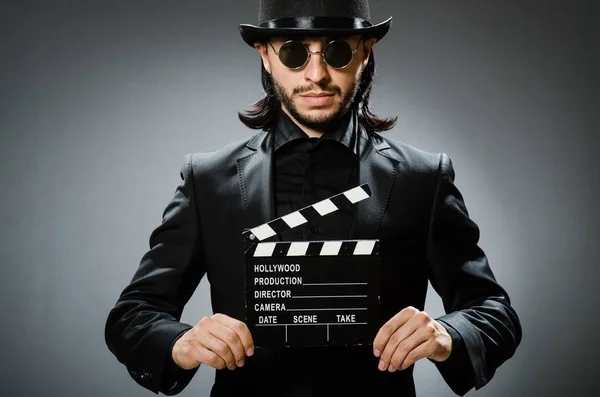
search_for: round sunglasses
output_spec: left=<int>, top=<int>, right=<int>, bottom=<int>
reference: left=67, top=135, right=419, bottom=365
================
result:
left=268, top=38, right=363, bottom=70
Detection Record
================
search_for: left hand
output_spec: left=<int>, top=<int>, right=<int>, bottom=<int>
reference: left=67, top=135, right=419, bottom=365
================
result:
left=372, top=306, right=453, bottom=372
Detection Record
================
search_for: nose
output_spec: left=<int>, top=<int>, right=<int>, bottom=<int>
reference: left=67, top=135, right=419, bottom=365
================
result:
left=303, top=49, right=330, bottom=84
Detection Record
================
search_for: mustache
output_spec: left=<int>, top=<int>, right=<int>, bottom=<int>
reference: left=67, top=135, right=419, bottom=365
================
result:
left=293, top=85, right=342, bottom=96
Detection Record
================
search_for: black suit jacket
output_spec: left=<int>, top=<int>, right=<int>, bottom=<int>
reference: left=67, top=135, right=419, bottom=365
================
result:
left=105, top=128, right=521, bottom=396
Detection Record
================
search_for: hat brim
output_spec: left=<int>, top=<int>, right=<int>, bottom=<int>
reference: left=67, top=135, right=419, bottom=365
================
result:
left=239, top=16, right=392, bottom=47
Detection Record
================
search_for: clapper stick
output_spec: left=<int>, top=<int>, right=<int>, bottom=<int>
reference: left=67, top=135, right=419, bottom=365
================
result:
left=242, top=183, right=372, bottom=243
left=243, top=183, right=380, bottom=348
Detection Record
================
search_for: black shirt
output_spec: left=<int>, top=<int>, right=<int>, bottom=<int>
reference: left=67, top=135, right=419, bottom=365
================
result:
left=272, top=107, right=359, bottom=242
left=266, top=107, right=383, bottom=390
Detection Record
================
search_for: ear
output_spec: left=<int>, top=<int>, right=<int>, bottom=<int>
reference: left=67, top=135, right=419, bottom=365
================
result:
left=361, top=37, right=377, bottom=68
left=254, top=41, right=272, bottom=74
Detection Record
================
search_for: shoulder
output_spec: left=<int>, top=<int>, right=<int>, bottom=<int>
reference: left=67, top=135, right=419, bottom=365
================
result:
left=181, top=130, right=268, bottom=175
left=370, top=133, right=451, bottom=177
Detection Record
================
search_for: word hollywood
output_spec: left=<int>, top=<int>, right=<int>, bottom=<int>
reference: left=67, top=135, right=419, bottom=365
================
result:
left=254, top=264, right=301, bottom=272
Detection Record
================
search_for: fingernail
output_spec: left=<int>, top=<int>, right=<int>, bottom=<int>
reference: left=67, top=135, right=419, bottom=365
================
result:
left=388, top=365, right=396, bottom=372
left=378, top=360, right=386, bottom=371
left=246, top=348, right=254, bottom=356
left=237, top=360, right=244, bottom=367
left=374, top=349, right=381, bottom=357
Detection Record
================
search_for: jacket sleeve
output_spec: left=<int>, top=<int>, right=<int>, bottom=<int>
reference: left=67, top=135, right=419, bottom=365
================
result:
left=105, top=153, right=206, bottom=395
left=425, top=153, right=522, bottom=395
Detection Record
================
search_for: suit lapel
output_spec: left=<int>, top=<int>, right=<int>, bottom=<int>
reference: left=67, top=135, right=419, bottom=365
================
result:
left=236, top=130, right=281, bottom=242
left=352, top=133, right=400, bottom=240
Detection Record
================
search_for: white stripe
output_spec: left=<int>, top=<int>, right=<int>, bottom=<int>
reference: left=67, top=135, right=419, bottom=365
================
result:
left=344, top=186, right=369, bottom=203
left=312, top=199, right=337, bottom=216
left=251, top=224, right=276, bottom=241
left=254, top=242, right=277, bottom=257
left=281, top=211, right=307, bottom=228
left=353, top=240, right=376, bottom=255
left=320, top=241, right=343, bottom=256
left=287, top=241, right=310, bottom=256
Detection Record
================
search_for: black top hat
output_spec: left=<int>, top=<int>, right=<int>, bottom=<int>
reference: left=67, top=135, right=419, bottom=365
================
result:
left=239, top=0, right=392, bottom=47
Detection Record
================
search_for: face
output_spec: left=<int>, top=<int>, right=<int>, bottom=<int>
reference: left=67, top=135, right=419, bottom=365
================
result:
left=255, top=34, right=376, bottom=132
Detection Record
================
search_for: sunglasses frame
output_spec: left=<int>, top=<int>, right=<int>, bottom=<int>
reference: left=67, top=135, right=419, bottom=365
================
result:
left=268, top=37, right=363, bottom=70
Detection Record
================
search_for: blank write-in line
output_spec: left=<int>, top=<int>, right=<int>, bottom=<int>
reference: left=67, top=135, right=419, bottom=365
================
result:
left=302, top=283, right=367, bottom=286
left=286, top=308, right=368, bottom=311
left=292, top=295, right=367, bottom=299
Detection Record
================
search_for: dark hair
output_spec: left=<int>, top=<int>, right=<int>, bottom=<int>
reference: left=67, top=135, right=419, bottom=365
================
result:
left=237, top=45, right=397, bottom=136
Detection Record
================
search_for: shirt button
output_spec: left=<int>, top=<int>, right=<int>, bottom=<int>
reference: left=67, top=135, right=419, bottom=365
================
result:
left=310, top=226, right=319, bottom=234
left=311, top=179, right=319, bottom=186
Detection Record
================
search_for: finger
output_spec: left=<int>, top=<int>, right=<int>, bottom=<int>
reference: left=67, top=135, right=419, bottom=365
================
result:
left=212, top=313, right=255, bottom=357
left=207, top=318, right=247, bottom=367
left=198, top=328, right=237, bottom=370
left=388, top=326, right=431, bottom=372
left=192, top=344, right=227, bottom=370
left=398, top=339, right=433, bottom=371
left=378, top=310, right=431, bottom=369
left=373, top=306, right=419, bottom=357
left=378, top=321, right=419, bottom=370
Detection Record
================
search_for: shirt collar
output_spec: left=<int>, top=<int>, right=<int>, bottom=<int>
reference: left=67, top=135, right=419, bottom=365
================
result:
left=272, top=107, right=357, bottom=155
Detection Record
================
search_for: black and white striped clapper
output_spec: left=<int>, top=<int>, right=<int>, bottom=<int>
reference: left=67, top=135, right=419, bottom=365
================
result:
left=244, top=183, right=380, bottom=348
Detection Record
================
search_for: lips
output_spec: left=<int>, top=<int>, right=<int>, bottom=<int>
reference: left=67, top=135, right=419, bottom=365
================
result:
left=300, top=93, right=335, bottom=106
left=302, top=95, right=333, bottom=106
left=301, top=93, right=335, bottom=97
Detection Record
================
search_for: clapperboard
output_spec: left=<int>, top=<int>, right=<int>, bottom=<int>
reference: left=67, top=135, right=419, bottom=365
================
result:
left=243, top=184, right=380, bottom=348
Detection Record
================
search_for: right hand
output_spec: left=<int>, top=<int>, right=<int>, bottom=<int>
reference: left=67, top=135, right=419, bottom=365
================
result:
left=171, top=313, right=254, bottom=371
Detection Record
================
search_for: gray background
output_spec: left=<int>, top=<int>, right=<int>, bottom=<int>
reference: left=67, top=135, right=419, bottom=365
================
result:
left=1, top=0, right=598, bottom=396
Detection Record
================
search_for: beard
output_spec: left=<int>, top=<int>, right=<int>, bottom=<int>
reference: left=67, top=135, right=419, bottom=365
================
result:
left=271, top=74, right=361, bottom=132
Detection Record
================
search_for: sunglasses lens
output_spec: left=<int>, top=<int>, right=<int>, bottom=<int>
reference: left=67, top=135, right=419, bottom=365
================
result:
left=279, top=41, right=308, bottom=69
left=324, top=40, right=353, bottom=68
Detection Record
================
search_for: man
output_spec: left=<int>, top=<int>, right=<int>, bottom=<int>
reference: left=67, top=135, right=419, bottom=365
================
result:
left=105, top=1, right=522, bottom=396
